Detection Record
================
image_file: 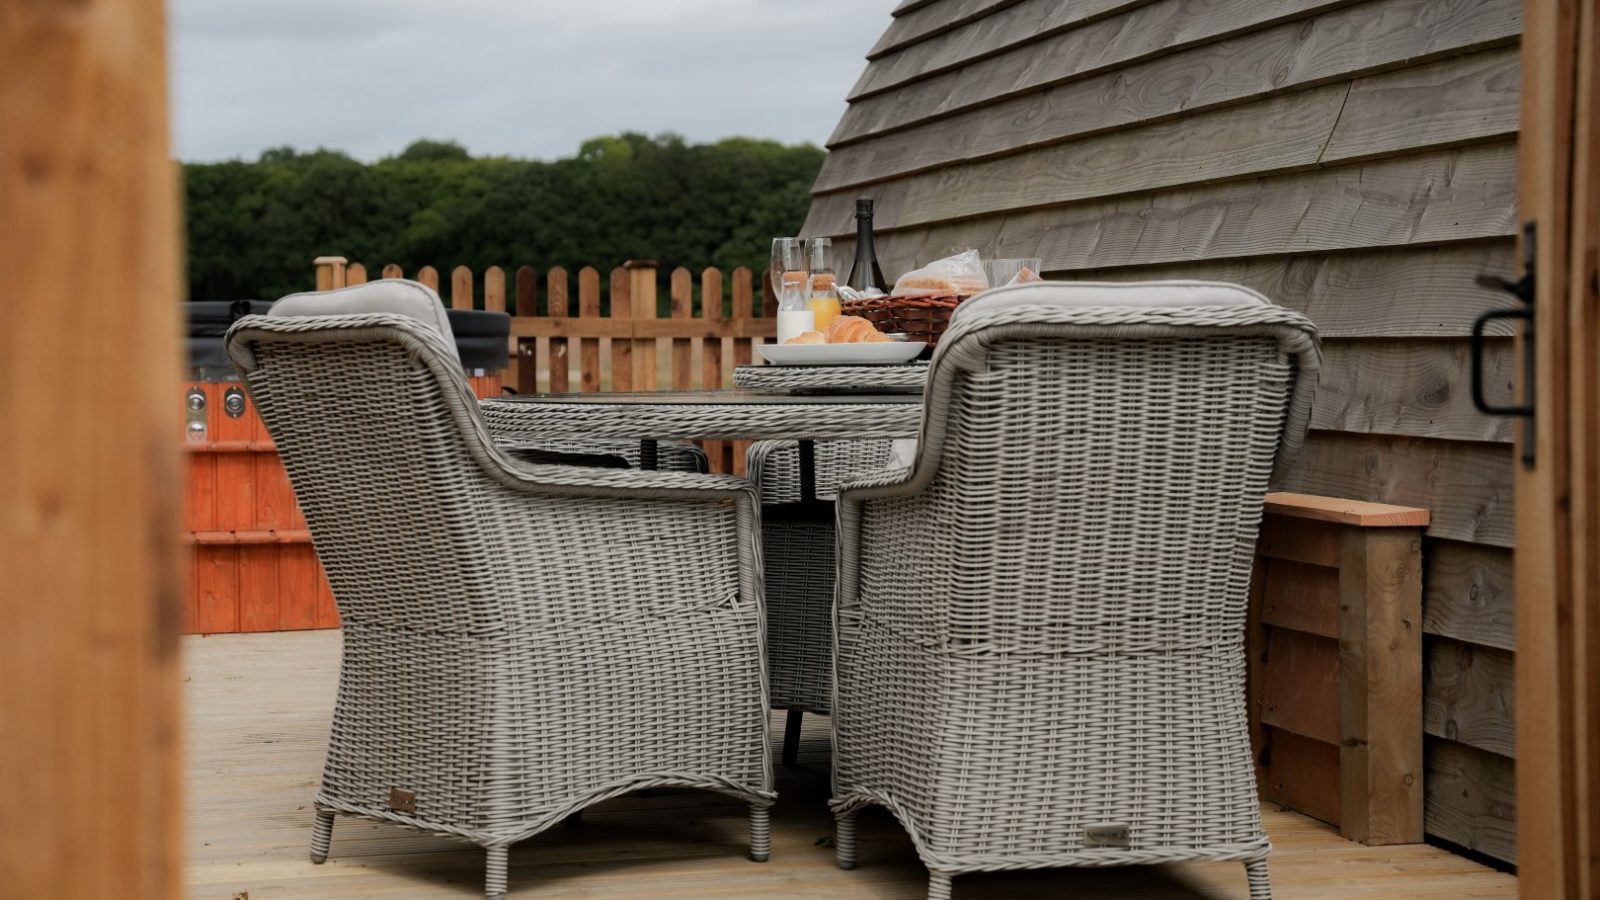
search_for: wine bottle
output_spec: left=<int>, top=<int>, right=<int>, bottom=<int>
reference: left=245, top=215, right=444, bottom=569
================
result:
left=845, top=197, right=887, bottom=293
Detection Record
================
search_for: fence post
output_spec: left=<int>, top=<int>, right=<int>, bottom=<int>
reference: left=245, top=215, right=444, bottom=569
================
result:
left=625, top=259, right=658, bottom=390
left=313, top=256, right=348, bottom=291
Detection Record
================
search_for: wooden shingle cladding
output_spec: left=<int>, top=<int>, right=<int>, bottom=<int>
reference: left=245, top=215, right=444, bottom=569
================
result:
left=804, top=0, right=1522, bottom=864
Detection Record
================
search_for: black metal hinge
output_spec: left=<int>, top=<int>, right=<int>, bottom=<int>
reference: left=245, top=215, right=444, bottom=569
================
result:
left=1472, top=220, right=1535, bottom=468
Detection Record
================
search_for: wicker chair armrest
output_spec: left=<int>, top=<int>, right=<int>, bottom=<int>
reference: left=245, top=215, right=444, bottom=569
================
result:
left=501, top=445, right=631, bottom=470
left=489, top=459, right=759, bottom=505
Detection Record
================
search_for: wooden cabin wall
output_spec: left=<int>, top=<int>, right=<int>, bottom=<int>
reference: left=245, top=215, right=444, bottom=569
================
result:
left=803, top=0, right=1521, bottom=864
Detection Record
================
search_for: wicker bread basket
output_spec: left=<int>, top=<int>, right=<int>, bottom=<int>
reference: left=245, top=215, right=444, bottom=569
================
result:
left=840, top=293, right=967, bottom=346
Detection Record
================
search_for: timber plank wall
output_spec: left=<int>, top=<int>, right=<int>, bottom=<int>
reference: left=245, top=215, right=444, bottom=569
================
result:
left=803, top=0, right=1520, bottom=865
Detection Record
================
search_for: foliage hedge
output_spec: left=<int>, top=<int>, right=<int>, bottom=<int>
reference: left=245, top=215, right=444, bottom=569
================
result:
left=183, top=134, right=824, bottom=303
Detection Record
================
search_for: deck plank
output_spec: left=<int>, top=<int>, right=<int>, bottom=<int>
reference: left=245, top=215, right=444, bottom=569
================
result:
left=184, top=631, right=1516, bottom=898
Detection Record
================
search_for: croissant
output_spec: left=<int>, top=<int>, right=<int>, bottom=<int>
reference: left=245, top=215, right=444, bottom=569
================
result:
left=826, top=315, right=882, bottom=344
left=784, top=331, right=827, bottom=345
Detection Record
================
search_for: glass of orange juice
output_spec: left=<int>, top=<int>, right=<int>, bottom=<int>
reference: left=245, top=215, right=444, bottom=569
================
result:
left=808, top=273, right=841, bottom=332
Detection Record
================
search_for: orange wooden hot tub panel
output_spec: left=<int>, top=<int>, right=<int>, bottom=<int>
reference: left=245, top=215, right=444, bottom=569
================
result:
left=182, top=374, right=504, bottom=634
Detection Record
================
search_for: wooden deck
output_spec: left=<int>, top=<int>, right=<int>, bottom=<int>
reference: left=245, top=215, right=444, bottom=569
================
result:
left=185, top=632, right=1516, bottom=898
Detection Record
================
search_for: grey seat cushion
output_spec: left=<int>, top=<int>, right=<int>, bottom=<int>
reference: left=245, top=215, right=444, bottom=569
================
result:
left=952, top=280, right=1272, bottom=325
left=273, top=280, right=457, bottom=352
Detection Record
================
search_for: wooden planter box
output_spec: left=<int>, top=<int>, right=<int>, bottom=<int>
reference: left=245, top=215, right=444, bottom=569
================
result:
left=1249, top=492, right=1430, bottom=845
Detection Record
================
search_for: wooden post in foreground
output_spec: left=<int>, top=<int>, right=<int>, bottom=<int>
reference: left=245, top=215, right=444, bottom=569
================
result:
left=1, top=1, right=183, bottom=897
left=1249, top=492, right=1428, bottom=846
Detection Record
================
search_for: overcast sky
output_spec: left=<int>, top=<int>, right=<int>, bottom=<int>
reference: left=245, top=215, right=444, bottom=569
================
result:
left=169, top=0, right=885, bottom=162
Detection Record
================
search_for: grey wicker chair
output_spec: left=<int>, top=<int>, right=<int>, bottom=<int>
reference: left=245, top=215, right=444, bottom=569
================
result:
left=829, top=281, right=1319, bottom=900
left=225, top=280, right=775, bottom=899
left=746, top=439, right=897, bottom=764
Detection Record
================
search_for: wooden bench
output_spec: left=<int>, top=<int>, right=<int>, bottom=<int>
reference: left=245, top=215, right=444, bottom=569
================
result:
left=1249, top=492, right=1430, bottom=845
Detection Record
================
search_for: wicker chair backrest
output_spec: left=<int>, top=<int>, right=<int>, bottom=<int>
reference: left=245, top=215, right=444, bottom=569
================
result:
left=846, top=292, right=1319, bottom=655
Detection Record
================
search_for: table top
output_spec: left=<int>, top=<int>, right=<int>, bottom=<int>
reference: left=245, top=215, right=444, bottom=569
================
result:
left=494, top=389, right=920, bottom=406
left=732, top=362, right=928, bottom=394
left=481, top=390, right=921, bottom=441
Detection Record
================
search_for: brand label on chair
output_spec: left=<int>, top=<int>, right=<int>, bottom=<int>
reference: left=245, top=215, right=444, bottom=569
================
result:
left=1084, top=824, right=1130, bottom=849
left=389, top=788, right=416, bottom=814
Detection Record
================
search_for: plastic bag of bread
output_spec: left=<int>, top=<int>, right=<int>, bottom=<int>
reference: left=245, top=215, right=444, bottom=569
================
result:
left=890, top=249, right=989, bottom=297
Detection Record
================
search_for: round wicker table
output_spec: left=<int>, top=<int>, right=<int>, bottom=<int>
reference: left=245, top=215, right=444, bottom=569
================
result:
left=731, top=362, right=928, bottom=393
left=482, top=389, right=921, bottom=447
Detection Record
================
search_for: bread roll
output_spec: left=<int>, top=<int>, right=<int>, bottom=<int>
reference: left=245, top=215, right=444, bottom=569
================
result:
left=826, top=315, right=879, bottom=343
left=894, top=274, right=987, bottom=296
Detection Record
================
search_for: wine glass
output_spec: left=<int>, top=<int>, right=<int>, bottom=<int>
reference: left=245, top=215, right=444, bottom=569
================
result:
left=771, top=237, right=806, bottom=298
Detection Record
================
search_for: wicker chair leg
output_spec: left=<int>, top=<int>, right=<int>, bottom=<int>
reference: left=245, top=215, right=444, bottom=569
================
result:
left=749, top=804, right=772, bottom=862
left=1245, top=858, right=1271, bottom=899
left=927, top=871, right=954, bottom=900
left=834, top=809, right=858, bottom=870
left=308, top=810, right=334, bottom=864
left=782, top=709, right=804, bottom=767
left=485, top=845, right=508, bottom=900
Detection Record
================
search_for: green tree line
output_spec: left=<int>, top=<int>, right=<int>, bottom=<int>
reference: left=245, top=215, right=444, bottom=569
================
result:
left=183, top=133, right=824, bottom=304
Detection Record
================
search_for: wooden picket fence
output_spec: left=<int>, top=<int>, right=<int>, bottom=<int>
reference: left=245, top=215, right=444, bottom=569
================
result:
left=312, top=256, right=778, bottom=474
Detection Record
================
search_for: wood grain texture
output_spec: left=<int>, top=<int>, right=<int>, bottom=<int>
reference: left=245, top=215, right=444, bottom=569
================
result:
left=416, top=265, right=439, bottom=291
left=0, top=0, right=184, bottom=894
left=1314, top=339, right=1517, bottom=444
left=1425, top=736, right=1517, bottom=863
left=812, top=84, right=1352, bottom=235
left=1425, top=639, right=1516, bottom=758
left=867, top=0, right=1028, bottom=59
left=1257, top=516, right=1343, bottom=568
left=450, top=265, right=473, bottom=310
left=700, top=267, right=727, bottom=470
left=1513, top=0, right=1581, bottom=889
left=1339, top=528, right=1426, bottom=845
left=627, top=262, right=658, bottom=391
left=1423, top=540, right=1514, bottom=651
left=1321, top=46, right=1521, bottom=163
left=1264, top=492, right=1431, bottom=529
left=1258, top=726, right=1343, bottom=827
left=1259, top=557, right=1341, bottom=639
left=824, top=143, right=1518, bottom=274
left=1567, top=10, right=1600, bottom=892
left=670, top=267, right=694, bottom=391
left=845, top=0, right=1150, bottom=104
left=836, top=0, right=1350, bottom=140
left=730, top=268, right=755, bottom=477
left=1275, top=433, right=1514, bottom=548
left=1261, top=627, right=1341, bottom=745
left=578, top=267, right=601, bottom=393
left=811, top=50, right=1519, bottom=237
left=609, top=267, right=632, bottom=393
left=548, top=267, right=570, bottom=393
left=817, top=2, right=1519, bottom=192
left=515, top=268, right=538, bottom=393
left=1049, top=241, right=1520, bottom=340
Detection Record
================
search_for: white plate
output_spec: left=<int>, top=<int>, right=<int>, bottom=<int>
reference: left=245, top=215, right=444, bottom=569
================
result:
left=757, top=341, right=927, bottom=366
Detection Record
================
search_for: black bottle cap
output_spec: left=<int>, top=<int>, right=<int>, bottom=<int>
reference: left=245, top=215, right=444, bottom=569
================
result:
left=855, top=197, right=874, bottom=217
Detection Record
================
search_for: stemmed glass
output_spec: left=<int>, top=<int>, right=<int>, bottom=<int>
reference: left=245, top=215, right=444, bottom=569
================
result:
left=771, top=237, right=807, bottom=299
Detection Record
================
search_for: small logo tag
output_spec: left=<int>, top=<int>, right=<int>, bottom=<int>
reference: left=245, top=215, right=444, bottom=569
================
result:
left=1084, top=824, right=1130, bottom=849
left=389, top=788, right=416, bottom=814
